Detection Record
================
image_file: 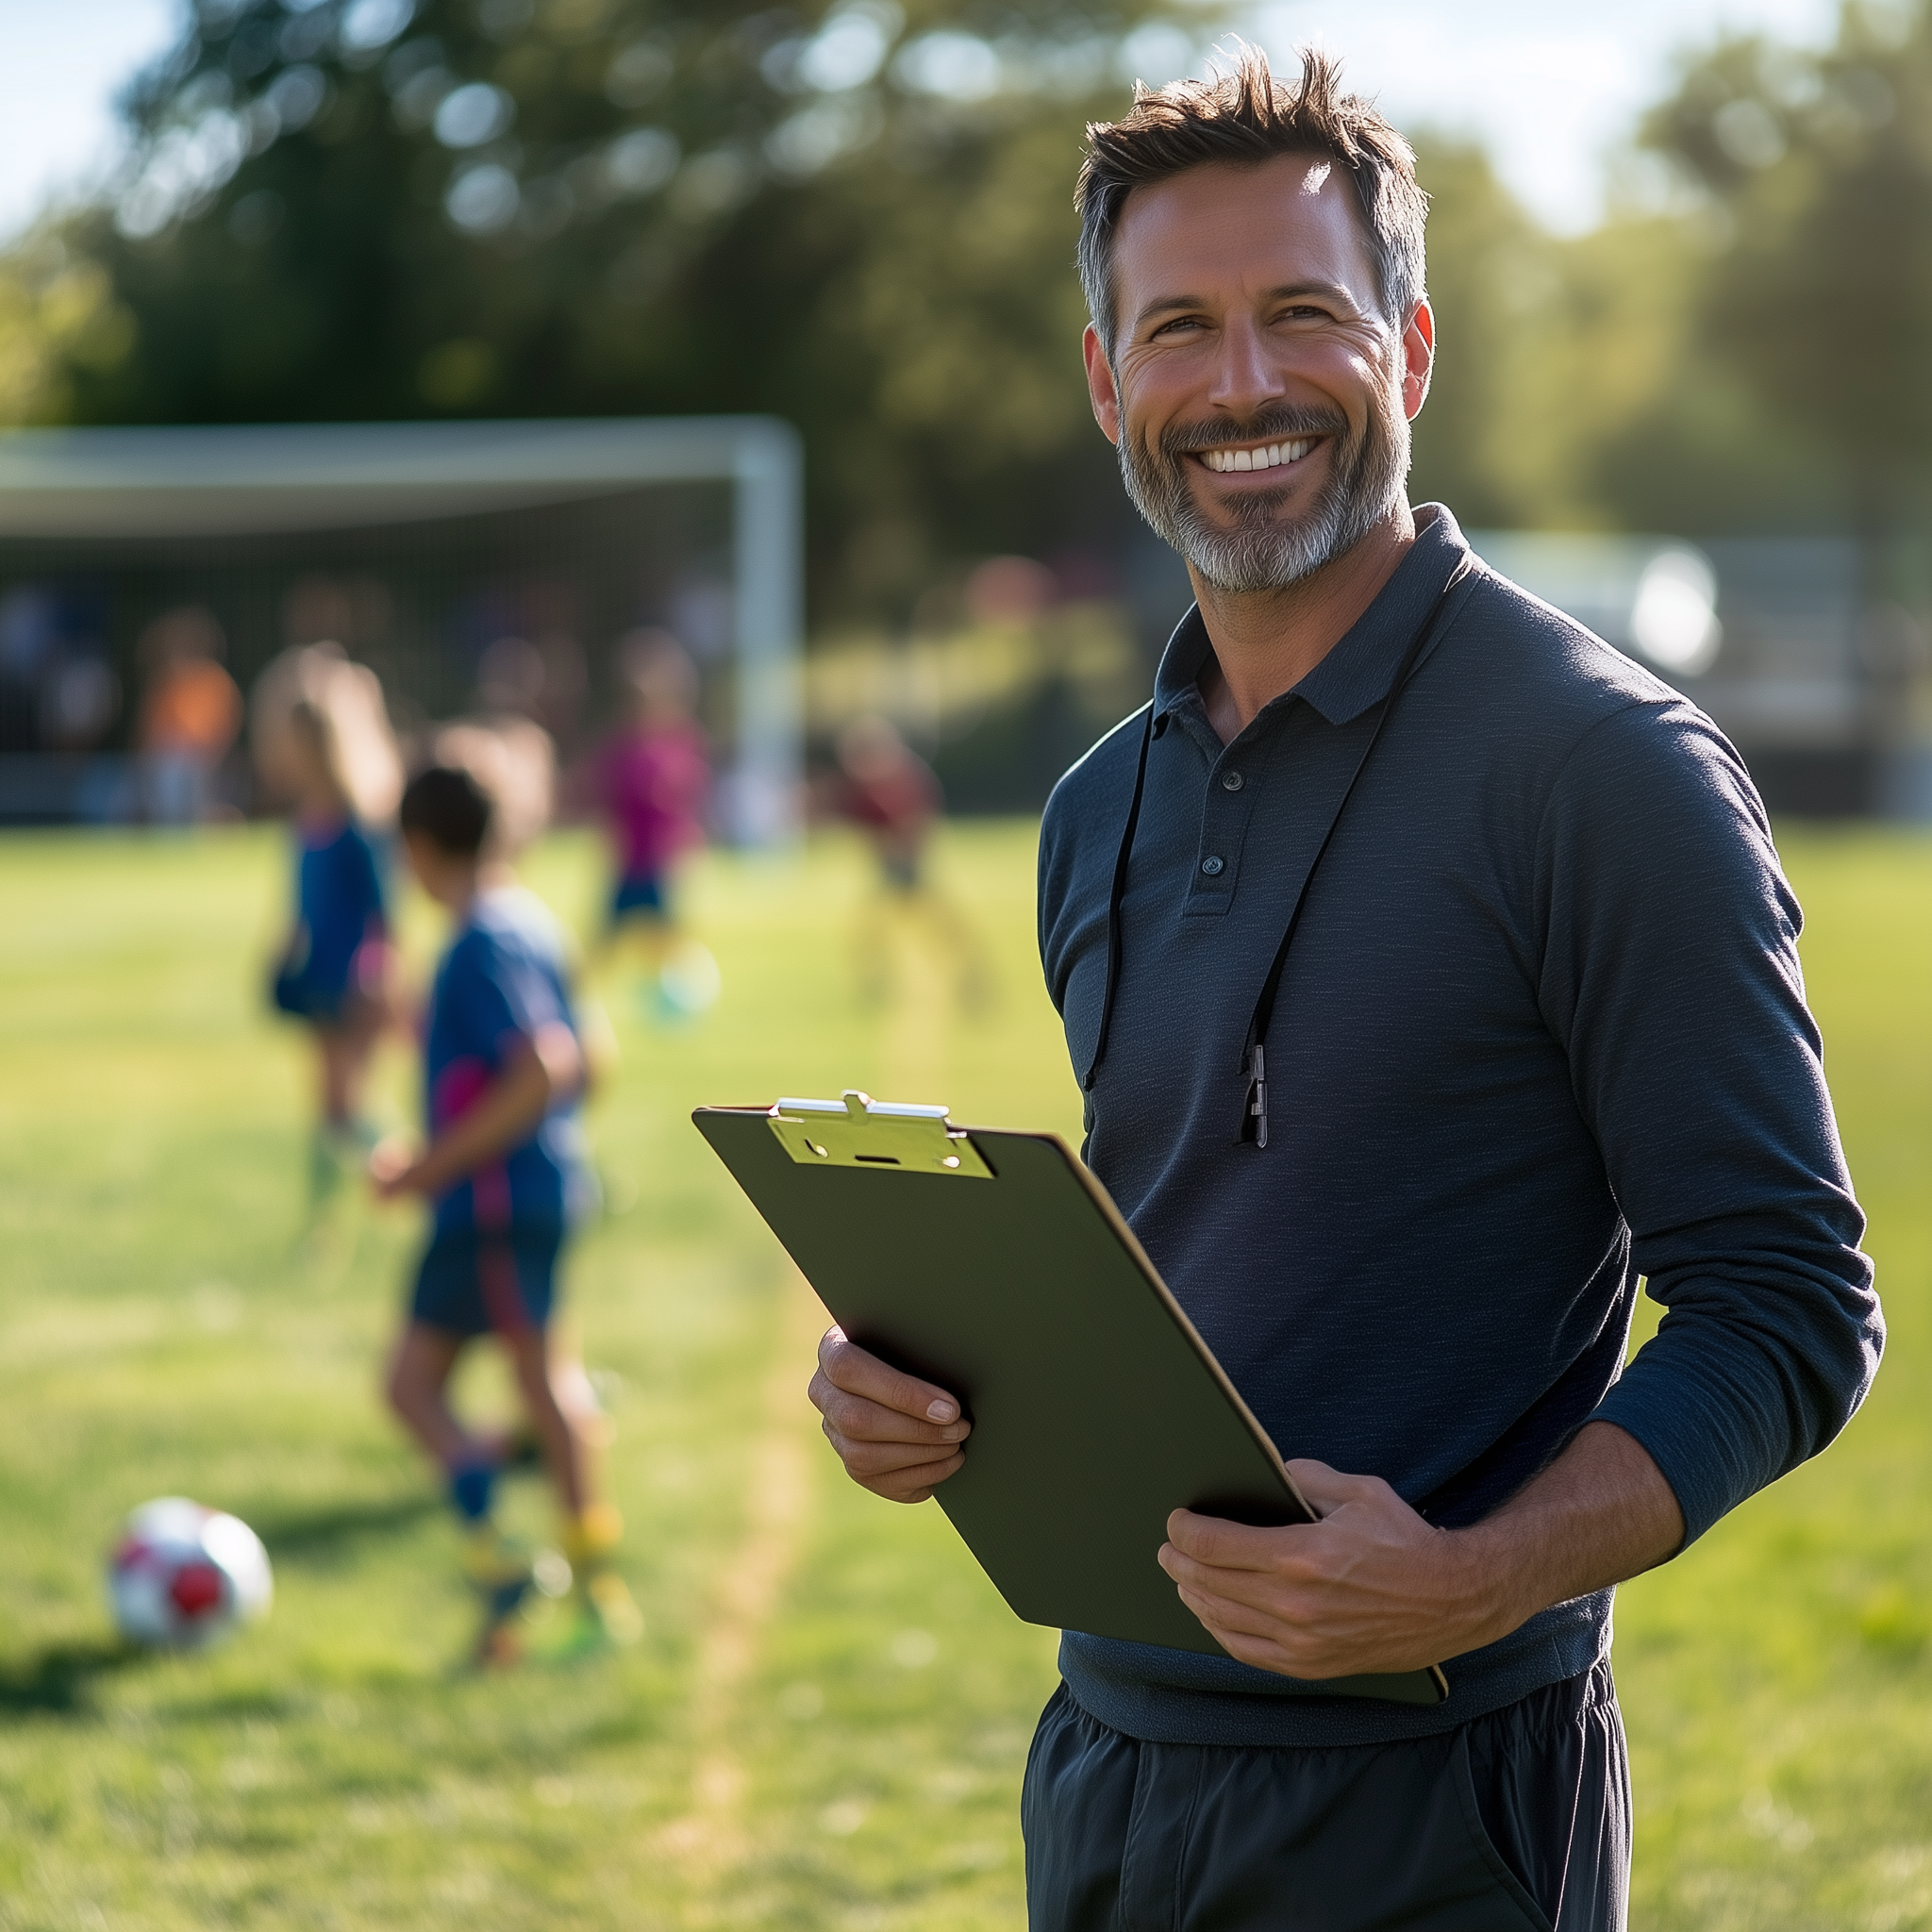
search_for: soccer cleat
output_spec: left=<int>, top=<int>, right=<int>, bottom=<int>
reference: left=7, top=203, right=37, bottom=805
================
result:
left=544, top=1569, right=642, bottom=1659
left=472, top=1618, right=525, bottom=1670
left=581, top=1570, right=643, bottom=1646
left=462, top=1525, right=535, bottom=1663
left=550, top=1505, right=641, bottom=1652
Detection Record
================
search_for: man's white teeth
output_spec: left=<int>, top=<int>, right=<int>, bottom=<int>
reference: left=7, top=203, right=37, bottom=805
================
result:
left=1203, top=439, right=1313, bottom=474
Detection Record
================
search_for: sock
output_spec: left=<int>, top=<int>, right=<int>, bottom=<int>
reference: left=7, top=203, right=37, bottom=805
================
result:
left=561, top=1503, right=623, bottom=1572
left=449, top=1458, right=497, bottom=1526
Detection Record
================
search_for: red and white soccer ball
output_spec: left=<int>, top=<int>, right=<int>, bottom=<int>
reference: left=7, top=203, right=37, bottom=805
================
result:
left=108, top=1498, right=274, bottom=1650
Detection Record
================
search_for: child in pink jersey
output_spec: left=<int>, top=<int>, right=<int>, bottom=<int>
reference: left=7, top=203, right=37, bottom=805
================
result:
left=594, top=630, right=718, bottom=1017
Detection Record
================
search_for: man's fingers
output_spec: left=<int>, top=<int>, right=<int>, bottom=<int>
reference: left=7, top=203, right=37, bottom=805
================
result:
left=815, top=1327, right=964, bottom=1425
left=1283, top=1457, right=1386, bottom=1517
left=1158, top=1540, right=1306, bottom=1617
left=1165, top=1507, right=1302, bottom=1570
left=1172, top=1580, right=1296, bottom=1646
left=810, top=1374, right=970, bottom=1447
left=808, top=1329, right=970, bottom=1506
left=876, top=1449, right=966, bottom=1494
left=822, top=1416, right=964, bottom=1477
left=827, top=1434, right=965, bottom=1499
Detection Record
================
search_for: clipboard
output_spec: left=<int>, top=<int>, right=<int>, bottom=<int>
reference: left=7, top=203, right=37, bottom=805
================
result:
left=694, top=1091, right=1448, bottom=1707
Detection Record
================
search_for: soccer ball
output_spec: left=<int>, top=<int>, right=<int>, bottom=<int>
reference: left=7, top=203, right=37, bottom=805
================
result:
left=108, top=1498, right=274, bottom=1650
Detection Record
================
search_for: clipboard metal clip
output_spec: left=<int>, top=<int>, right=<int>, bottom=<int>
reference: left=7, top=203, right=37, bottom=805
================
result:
left=767, top=1091, right=993, bottom=1178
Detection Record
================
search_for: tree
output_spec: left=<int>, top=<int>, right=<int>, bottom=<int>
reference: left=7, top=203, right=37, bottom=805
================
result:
left=1404, top=138, right=1556, bottom=528
left=0, top=229, right=140, bottom=426
left=1641, top=0, right=1932, bottom=577
left=46, top=0, right=1190, bottom=621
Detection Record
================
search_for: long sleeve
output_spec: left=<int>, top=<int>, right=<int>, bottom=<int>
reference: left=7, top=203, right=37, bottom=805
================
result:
left=1536, top=701, right=1882, bottom=1545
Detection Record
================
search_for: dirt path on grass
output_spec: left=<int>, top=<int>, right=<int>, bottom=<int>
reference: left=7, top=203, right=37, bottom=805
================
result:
left=654, top=1266, right=825, bottom=1881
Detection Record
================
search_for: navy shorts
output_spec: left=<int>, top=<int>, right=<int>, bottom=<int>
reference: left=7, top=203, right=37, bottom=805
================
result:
left=272, top=961, right=349, bottom=1023
left=409, top=1226, right=564, bottom=1339
left=610, top=873, right=667, bottom=923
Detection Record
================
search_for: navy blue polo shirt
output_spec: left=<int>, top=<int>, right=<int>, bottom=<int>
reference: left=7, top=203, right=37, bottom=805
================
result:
left=1037, top=506, right=1881, bottom=1747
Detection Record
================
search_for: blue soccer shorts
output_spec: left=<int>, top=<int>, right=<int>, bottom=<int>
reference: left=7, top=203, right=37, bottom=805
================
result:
left=409, top=1225, right=564, bottom=1338
left=609, top=872, right=668, bottom=924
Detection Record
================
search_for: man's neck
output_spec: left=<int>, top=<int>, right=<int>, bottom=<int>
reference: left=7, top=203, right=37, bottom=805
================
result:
left=1191, top=503, right=1419, bottom=744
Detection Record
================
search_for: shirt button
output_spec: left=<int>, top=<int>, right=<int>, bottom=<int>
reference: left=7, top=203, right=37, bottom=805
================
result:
left=1200, top=855, right=1225, bottom=876
left=1221, top=771, right=1244, bottom=791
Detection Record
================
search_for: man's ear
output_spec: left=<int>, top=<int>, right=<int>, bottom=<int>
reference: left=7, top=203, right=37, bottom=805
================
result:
left=1083, top=325, right=1122, bottom=446
left=1401, top=299, right=1435, bottom=423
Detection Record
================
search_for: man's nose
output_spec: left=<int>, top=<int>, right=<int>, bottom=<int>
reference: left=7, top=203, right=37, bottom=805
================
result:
left=1207, top=314, right=1287, bottom=419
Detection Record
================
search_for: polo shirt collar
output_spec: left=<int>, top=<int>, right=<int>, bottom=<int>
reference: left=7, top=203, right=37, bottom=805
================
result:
left=1151, top=504, right=1471, bottom=730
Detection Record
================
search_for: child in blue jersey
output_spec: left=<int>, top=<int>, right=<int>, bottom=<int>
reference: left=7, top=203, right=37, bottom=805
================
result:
left=255, top=655, right=402, bottom=1212
left=372, top=762, right=632, bottom=1662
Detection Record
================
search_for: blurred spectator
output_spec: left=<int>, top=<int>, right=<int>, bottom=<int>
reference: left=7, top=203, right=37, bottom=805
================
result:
left=965, top=555, right=1057, bottom=626
left=477, top=636, right=546, bottom=719
left=476, top=631, right=589, bottom=753
left=137, top=606, right=242, bottom=825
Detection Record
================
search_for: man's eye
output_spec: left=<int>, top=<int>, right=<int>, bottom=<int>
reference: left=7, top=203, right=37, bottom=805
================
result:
left=1151, top=317, right=1205, bottom=339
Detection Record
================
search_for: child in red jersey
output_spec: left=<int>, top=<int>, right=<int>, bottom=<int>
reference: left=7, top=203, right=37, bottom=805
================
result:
left=824, top=714, right=990, bottom=1010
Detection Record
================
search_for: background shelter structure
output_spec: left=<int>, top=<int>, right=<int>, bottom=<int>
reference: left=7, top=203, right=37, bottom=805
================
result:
left=0, top=418, right=803, bottom=842
left=1471, top=530, right=1920, bottom=817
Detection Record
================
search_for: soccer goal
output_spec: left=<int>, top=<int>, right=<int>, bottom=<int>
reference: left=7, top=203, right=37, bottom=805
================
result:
left=0, top=416, right=803, bottom=842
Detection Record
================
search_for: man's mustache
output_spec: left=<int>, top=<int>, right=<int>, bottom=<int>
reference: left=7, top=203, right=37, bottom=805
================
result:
left=1155, top=404, right=1352, bottom=460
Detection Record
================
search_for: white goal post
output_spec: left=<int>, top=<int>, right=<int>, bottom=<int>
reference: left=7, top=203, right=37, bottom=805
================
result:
left=0, top=415, right=805, bottom=845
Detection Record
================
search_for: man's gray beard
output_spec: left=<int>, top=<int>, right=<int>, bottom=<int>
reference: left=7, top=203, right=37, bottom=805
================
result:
left=1117, top=389, right=1410, bottom=594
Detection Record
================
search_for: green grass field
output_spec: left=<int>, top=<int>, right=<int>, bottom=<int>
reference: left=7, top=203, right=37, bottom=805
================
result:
left=0, top=821, right=1926, bottom=1931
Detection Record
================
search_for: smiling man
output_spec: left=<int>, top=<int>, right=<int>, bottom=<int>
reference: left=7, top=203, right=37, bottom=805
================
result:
left=808, top=47, right=1882, bottom=1930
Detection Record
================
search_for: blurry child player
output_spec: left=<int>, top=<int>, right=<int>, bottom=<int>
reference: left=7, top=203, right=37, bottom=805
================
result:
left=372, top=764, right=634, bottom=1661
left=595, top=630, right=718, bottom=1019
left=827, top=715, right=989, bottom=1009
left=254, top=645, right=402, bottom=1210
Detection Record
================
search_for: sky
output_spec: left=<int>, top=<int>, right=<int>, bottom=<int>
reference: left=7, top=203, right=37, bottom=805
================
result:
left=0, top=0, right=1848, bottom=242
left=1245, top=0, right=1843, bottom=230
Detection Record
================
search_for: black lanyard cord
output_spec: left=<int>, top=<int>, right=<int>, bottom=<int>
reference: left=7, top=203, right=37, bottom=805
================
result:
left=1080, top=700, right=1155, bottom=1093
left=1082, top=571, right=1470, bottom=1136
left=1237, top=601, right=1441, bottom=1147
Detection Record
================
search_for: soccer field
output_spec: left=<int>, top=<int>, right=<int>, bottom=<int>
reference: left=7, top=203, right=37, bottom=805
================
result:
left=0, top=823, right=1925, bottom=1931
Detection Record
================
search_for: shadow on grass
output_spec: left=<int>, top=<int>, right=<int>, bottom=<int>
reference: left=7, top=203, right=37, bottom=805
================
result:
left=248, top=1492, right=440, bottom=1560
left=0, top=1637, right=141, bottom=1713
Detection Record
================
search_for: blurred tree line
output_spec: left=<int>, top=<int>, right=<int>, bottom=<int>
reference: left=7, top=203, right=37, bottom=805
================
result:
left=1415, top=0, right=1932, bottom=602
left=2, top=0, right=1929, bottom=620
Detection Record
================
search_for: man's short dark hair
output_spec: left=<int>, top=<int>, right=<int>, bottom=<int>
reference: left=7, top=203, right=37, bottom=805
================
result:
left=1075, top=44, right=1428, bottom=358
left=399, top=764, right=492, bottom=858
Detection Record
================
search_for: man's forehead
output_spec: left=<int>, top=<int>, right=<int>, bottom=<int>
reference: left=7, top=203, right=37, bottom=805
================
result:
left=1113, top=152, right=1375, bottom=299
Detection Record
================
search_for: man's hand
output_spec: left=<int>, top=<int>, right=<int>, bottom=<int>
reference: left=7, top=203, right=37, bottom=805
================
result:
left=1159, top=1422, right=1684, bottom=1679
left=1160, top=1461, right=1495, bottom=1678
left=808, top=1326, right=970, bottom=1503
